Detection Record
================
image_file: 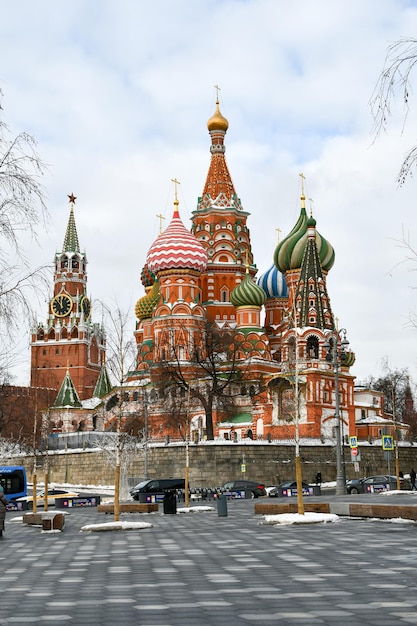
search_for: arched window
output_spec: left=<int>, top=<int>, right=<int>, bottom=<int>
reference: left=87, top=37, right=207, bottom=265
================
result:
left=306, top=335, right=319, bottom=358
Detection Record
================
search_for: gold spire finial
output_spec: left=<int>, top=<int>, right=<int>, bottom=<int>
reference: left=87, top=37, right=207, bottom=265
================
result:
left=214, top=84, right=221, bottom=103
left=299, top=173, right=306, bottom=209
left=156, top=213, right=165, bottom=235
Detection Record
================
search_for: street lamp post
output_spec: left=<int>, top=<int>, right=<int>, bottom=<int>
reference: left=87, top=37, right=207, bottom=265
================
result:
left=143, top=392, right=149, bottom=480
left=324, top=329, right=350, bottom=496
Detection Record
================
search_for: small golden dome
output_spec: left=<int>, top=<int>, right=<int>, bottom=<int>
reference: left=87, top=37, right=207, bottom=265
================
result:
left=207, top=100, right=229, bottom=132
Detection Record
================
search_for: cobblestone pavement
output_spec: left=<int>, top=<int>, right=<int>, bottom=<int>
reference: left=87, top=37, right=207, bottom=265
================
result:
left=1, top=499, right=417, bottom=625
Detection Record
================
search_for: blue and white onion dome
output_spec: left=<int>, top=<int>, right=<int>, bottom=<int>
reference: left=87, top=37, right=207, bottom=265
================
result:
left=256, top=263, right=288, bottom=298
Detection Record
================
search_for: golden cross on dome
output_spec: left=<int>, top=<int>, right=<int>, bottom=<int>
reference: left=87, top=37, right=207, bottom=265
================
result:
left=68, top=193, right=77, bottom=204
left=276, top=227, right=282, bottom=243
left=299, top=172, right=306, bottom=209
left=299, top=172, right=306, bottom=194
left=214, top=84, right=221, bottom=102
left=156, top=213, right=165, bottom=235
left=171, top=177, right=180, bottom=201
left=308, top=197, right=314, bottom=216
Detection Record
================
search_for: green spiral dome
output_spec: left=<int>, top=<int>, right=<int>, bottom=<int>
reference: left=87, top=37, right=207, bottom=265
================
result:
left=230, top=273, right=267, bottom=308
left=274, top=207, right=335, bottom=273
left=135, top=281, right=160, bottom=320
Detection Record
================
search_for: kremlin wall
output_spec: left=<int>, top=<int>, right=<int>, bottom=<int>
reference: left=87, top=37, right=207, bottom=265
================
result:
left=9, top=442, right=416, bottom=489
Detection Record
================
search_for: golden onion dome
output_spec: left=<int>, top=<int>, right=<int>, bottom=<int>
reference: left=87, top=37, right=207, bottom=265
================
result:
left=207, top=100, right=229, bottom=132
left=135, top=281, right=160, bottom=321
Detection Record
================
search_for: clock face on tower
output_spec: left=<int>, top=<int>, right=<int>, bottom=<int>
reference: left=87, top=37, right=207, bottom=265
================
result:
left=51, top=293, right=73, bottom=317
left=80, top=295, right=91, bottom=319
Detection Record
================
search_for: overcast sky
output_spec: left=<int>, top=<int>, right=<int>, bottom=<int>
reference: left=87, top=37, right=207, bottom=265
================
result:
left=1, top=0, right=417, bottom=388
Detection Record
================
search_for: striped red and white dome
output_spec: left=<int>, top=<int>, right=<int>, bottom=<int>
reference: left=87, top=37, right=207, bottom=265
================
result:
left=147, top=204, right=208, bottom=274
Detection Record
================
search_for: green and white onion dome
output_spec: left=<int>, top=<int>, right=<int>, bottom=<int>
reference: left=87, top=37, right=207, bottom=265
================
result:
left=274, top=207, right=335, bottom=273
left=230, top=273, right=267, bottom=308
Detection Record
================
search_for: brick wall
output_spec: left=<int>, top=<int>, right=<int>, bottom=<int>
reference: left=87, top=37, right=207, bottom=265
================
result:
left=10, top=442, right=417, bottom=487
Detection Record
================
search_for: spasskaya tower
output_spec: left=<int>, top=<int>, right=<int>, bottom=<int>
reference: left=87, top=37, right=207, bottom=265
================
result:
left=30, top=194, right=105, bottom=400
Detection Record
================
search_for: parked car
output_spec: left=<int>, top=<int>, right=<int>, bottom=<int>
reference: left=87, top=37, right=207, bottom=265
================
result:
left=346, top=475, right=403, bottom=494
left=268, top=481, right=311, bottom=497
left=17, top=488, right=79, bottom=509
left=220, top=480, right=266, bottom=498
left=130, top=478, right=185, bottom=501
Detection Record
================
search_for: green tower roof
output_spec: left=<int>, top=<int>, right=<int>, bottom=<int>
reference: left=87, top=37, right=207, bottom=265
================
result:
left=93, top=365, right=113, bottom=398
left=54, top=370, right=82, bottom=408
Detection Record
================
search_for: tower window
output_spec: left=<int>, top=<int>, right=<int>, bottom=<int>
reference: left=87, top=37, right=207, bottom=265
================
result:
left=306, top=336, right=319, bottom=358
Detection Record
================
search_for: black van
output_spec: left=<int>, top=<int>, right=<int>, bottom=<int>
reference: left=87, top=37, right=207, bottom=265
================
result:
left=130, top=478, right=185, bottom=501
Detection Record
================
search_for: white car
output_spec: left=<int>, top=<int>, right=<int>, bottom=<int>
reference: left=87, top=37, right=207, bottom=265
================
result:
left=17, top=488, right=79, bottom=509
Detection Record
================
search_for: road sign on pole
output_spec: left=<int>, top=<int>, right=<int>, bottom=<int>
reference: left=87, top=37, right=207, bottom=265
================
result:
left=349, top=436, right=358, bottom=448
left=351, top=447, right=361, bottom=462
left=382, top=435, right=394, bottom=450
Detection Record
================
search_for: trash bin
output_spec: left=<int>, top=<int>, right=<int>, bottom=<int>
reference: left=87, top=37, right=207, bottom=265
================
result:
left=217, top=494, right=228, bottom=517
left=163, top=491, right=177, bottom=515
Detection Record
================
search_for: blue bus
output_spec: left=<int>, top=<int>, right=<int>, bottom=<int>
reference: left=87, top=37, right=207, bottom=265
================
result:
left=0, top=465, right=27, bottom=501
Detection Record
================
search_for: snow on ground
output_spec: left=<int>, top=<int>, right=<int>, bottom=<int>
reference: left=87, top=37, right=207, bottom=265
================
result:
left=80, top=521, right=153, bottom=532
left=262, top=512, right=340, bottom=526
left=177, top=506, right=215, bottom=513
left=380, top=490, right=417, bottom=496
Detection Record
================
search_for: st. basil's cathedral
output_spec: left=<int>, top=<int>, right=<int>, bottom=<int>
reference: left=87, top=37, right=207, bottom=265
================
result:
left=30, top=97, right=360, bottom=444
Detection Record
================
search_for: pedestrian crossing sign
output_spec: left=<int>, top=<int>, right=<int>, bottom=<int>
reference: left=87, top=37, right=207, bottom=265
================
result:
left=349, top=436, right=358, bottom=448
left=382, top=435, right=394, bottom=450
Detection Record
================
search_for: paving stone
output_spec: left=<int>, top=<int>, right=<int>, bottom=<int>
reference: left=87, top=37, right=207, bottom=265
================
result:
left=1, top=499, right=417, bottom=625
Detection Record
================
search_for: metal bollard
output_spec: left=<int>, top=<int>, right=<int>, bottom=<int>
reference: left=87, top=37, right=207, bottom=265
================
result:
left=217, top=494, right=228, bottom=517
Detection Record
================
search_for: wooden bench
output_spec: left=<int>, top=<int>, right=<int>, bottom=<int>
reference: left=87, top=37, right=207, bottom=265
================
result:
left=254, top=502, right=331, bottom=515
left=23, top=511, right=65, bottom=531
left=97, top=502, right=158, bottom=514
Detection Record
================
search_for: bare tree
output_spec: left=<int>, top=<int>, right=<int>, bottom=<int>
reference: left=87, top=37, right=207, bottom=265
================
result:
left=370, top=38, right=417, bottom=185
left=96, top=300, right=136, bottom=520
left=364, top=359, right=411, bottom=421
left=0, top=90, right=49, bottom=380
left=156, top=323, right=261, bottom=440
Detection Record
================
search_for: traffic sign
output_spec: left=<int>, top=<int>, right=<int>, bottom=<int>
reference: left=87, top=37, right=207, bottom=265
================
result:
left=349, top=436, right=358, bottom=448
left=351, top=447, right=358, bottom=456
left=382, top=435, right=394, bottom=450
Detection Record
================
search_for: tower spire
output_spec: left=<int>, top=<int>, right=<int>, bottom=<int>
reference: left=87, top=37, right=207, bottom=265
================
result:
left=63, top=193, right=80, bottom=253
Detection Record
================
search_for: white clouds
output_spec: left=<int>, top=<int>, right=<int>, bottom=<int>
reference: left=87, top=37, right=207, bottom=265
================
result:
left=1, top=0, right=417, bottom=385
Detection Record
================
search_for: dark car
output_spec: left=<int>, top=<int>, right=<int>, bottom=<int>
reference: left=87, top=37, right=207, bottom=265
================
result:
left=268, top=481, right=311, bottom=497
left=220, top=480, right=266, bottom=498
left=130, top=478, right=185, bottom=500
left=346, top=475, right=403, bottom=494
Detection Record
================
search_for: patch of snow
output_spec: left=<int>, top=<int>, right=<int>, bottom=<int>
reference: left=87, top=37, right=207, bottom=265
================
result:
left=177, top=506, right=215, bottom=513
left=80, top=521, right=153, bottom=532
left=380, top=490, right=417, bottom=496
left=262, top=512, right=340, bottom=525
